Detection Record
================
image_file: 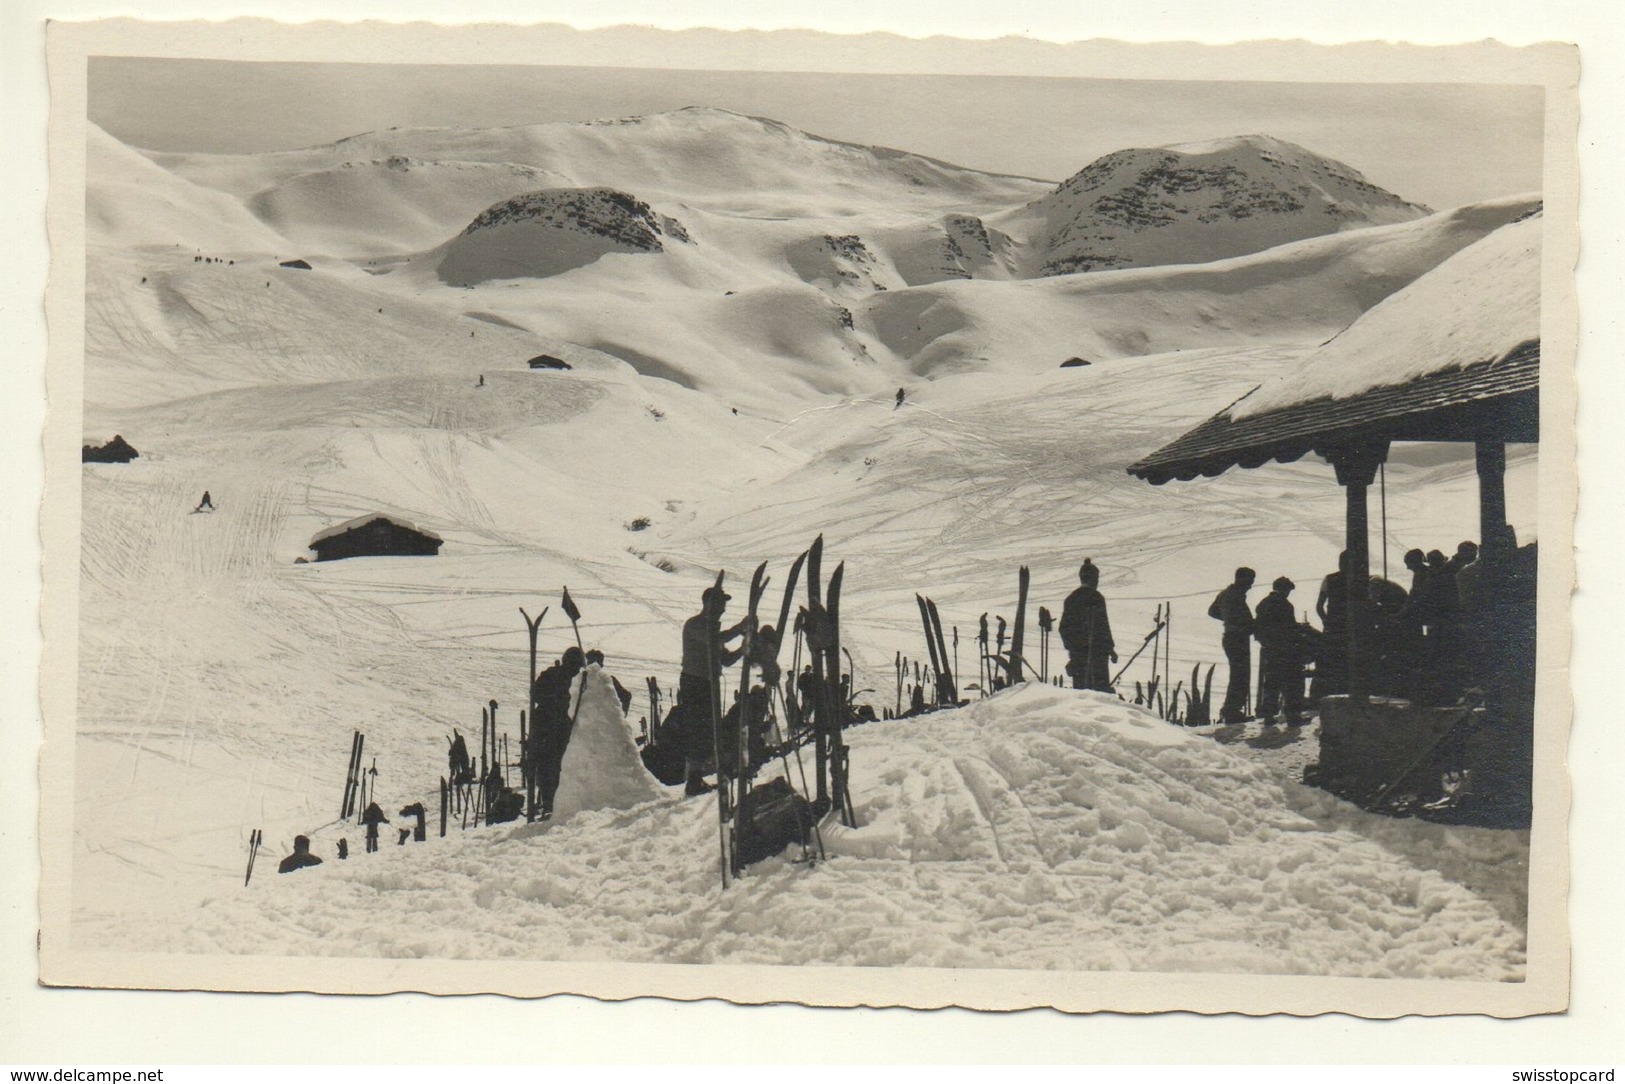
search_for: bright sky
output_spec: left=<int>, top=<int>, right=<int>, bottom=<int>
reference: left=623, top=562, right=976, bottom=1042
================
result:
left=89, top=59, right=1543, bottom=212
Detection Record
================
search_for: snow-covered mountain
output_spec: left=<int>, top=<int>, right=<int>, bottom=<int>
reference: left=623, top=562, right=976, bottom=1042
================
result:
left=999, top=134, right=1432, bottom=276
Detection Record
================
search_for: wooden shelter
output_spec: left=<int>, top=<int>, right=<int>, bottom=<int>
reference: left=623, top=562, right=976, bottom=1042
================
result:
left=308, top=514, right=443, bottom=562
left=1127, top=212, right=1542, bottom=824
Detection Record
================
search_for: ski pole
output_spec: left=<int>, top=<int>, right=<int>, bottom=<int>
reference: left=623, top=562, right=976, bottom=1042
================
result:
left=1110, top=619, right=1166, bottom=686
left=244, top=828, right=262, bottom=886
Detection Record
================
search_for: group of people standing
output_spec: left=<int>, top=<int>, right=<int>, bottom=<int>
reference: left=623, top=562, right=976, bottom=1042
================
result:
left=1053, top=532, right=1530, bottom=726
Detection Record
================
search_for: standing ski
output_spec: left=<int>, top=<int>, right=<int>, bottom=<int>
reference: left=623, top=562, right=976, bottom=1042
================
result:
left=925, top=596, right=956, bottom=705
left=729, top=561, right=770, bottom=876
left=820, top=561, right=856, bottom=827
left=1007, top=565, right=1030, bottom=687
left=704, top=570, right=732, bottom=888
left=915, top=595, right=944, bottom=707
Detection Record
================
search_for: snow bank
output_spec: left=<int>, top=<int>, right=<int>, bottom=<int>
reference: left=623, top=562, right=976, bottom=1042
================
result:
left=145, top=685, right=1524, bottom=979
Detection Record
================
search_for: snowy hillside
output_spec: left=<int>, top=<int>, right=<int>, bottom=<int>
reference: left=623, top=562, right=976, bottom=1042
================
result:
left=68, top=110, right=1544, bottom=985
left=999, top=134, right=1431, bottom=276
left=140, top=107, right=1051, bottom=241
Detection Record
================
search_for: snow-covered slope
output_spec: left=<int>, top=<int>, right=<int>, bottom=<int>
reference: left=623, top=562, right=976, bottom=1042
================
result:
left=999, top=134, right=1431, bottom=277
left=86, top=123, right=290, bottom=253
left=247, top=156, right=571, bottom=256
left=142, top=107, right=1050, bottom=239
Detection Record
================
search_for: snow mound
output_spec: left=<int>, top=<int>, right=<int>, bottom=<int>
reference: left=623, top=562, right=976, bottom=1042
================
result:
left=1003, top=134, right=1431, bottom=277
left=436, top=187, right=687, bottom=285
left=546, top=666, right=663, bottom=823
left=1233, top=206, right=1540, bottom=418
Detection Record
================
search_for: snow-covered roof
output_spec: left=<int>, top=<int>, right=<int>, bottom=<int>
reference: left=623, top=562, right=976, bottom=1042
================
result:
left=309, top=513, right=443, bottom=546
left=1129, top=210, right=1541, bottom=485
left=1232, top=210, right=1539, bottom=420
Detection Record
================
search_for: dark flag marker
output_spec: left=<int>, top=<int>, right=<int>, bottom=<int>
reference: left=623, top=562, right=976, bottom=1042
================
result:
left=561, top=587, right=585, bottom=654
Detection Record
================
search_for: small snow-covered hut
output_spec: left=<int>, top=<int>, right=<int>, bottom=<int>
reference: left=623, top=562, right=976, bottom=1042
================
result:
left=526, top=354, right=572, bottom=371
left=1127, top=209, right=1544, bottom=825
left=308, top=514, right=443, bottom=562
left=82, top=435, right=140, bottom=463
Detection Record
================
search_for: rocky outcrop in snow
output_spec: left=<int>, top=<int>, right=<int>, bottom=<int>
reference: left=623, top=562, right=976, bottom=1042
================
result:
left=436, top=187, right=689, bottom=286
left=1008, top=134, right=1431, bottom=277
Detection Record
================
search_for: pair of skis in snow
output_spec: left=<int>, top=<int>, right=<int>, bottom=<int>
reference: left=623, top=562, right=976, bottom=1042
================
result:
left=914, top=593, right=958, bottom=708
left=340, top=730, right=366, bottom=820
left=708, top=535, right=846, bottom=889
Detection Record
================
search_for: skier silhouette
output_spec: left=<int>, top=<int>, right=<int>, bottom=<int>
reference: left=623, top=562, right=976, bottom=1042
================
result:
left=894, top=387, right=905, bottom=410
left=477, top=374, right=485, bottom=388
left=194, top=491, right=214, bottom=513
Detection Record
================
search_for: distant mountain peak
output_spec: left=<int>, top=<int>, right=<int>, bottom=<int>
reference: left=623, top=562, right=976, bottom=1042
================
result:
left=1018, top=134, right=1431, bottom=277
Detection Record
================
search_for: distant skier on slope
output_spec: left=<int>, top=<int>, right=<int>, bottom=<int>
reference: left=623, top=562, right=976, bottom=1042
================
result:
left=1059, top=558, right=1116, bottom=692
left=894, top=387, right=905, bottom=410
left=194, top=491, right=214, bottom=513
left=528, top=647, right=585, bottom=817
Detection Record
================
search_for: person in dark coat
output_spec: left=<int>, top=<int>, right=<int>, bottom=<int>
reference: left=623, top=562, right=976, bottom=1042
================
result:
left=447, top=729, right=473, bottom=786
left=669, top=586, right=746, bottom=796
left=528, top=646, right=585, bottom=817
left=1314, top=551, right=1352, bottom=696
left=361, top=802, right=388, bottom=853
left=277, top=834, right=323, bottom=874
left=1253, top=577, right=1305, bottom=724
left=1059, top=559, right=1116, bottom=692
left=1212, top=567, right=1256, bottom=723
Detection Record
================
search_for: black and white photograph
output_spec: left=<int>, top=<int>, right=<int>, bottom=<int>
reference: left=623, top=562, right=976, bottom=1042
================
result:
left=33, top=18, right=1578, bottom=1019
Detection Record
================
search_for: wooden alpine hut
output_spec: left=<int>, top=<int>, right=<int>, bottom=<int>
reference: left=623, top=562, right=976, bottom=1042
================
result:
left=1127, top=209, right=1546, bottom=826
left=308, top=513, right=444, bottom=562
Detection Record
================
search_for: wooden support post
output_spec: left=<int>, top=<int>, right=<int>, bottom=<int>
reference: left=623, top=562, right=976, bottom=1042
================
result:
left=1327, top=441, right=1389, bottom=701
left=1477, top=440, right=1509, bottom=568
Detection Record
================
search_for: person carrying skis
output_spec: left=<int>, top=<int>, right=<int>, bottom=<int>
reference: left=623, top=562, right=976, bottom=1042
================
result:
left=277, top=835, right=323, bottom=874
left=361, top=801, right=388, bottom=853
left=1059, top=558, right=1116, bottom=692
left=1253, top=576, right=1305, bottom=725
left=1210, top=567, right=1257, bottom=723
left=675, top=585, right=745, bottom=796
left=447, top=729, right=473, bottom=786
left=528, top=647, right=585, bottom=818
